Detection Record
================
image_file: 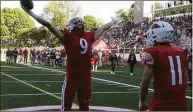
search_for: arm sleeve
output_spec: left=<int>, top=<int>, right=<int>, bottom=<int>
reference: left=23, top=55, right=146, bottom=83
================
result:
left=142, top=52, right=154, bottom=66
left=90, top=31, right=95, bottom=43
left=62, top=29, right=72, bottom=45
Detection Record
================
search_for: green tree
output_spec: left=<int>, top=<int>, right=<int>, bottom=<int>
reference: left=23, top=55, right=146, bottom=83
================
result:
left=1, top=8, right=35, bottom=40
left=154, top=2, right=161, bottom=10
left=128, top=8, right=134, bottom=22
left=115, top=8, right=134, bottom=23
left=41, top=1, right=81, bottom=29
left=39, top=1, right=81, bottom=46
left=116, top=9, right=129, bottom=23
left=18, top=26, right=59, bottom=47
left=83, top=15, right=103, bottom=31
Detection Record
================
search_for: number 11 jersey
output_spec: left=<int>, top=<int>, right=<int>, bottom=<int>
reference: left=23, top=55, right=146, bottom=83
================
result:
left=142, top=45, right=187, bottom=99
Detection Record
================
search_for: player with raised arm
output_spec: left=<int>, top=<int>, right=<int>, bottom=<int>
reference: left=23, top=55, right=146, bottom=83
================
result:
left=139, top=21, right=188, bottom=111
left=20, top=0, right=119, bottom=111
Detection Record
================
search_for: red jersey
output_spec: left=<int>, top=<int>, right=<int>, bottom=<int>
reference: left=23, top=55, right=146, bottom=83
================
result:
left=142, top=45, right=187, bottom=100
left=92, top=54, right=99, bottom=65
left=60, top=50, right=66, bottom=57
left=63, top=29, right=95, bottom=80
left=23, top=49, right=28, bottom=55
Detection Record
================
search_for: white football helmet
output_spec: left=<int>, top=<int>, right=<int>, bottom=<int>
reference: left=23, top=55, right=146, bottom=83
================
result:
left=67, top=17, right=84, bottom=31
left=146, top=21, right=174, bottom=46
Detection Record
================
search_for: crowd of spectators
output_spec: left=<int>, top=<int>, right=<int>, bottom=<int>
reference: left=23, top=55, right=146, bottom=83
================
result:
left=5, top=47, right=67, bottom=67
left=102, top=14, right=192, bottom=52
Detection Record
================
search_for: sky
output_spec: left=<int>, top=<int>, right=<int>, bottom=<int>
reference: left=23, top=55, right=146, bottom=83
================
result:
left=1, top=1, right=155, bottom=27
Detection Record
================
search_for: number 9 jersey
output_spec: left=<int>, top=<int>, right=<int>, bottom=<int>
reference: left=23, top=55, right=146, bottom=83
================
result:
left=63, top=28, right=95, bottom=81
left=142, top=45, right=188, bottom=110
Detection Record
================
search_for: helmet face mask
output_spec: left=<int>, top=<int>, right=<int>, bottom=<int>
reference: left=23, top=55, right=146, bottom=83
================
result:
left=146, top=21, right=174, bottom=46
left=67, top=17, right=84, bottom=32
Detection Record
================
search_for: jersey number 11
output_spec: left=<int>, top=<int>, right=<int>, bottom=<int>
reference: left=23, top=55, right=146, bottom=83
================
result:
left=168, top=56, right=182, bottom=86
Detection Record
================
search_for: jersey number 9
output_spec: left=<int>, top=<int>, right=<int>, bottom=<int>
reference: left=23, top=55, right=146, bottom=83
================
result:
left=80, top=38, right=88, bottom=55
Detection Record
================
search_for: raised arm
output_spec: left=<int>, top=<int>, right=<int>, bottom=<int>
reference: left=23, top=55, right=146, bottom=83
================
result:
left=94, top=19, right=118, bottom=41
left=21, top=5, right=64, bottom=40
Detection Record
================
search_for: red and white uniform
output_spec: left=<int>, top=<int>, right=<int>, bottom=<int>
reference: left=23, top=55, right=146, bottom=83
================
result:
left=142, top=45, right=187, bottom=111
left=61, top=29, right=95, bottom=111
left=93, top=54, right=99, bottom=66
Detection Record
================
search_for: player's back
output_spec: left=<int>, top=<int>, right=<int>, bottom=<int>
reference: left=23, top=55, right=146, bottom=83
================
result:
left=144, top=45, right=187, bottom=100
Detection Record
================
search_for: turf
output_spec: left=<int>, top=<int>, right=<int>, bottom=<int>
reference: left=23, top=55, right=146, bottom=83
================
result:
left=0, top=62, right=192, bottom=111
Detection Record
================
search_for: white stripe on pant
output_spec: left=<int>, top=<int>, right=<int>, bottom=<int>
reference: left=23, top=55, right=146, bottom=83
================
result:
left=61, top=79, right=66, bottom=111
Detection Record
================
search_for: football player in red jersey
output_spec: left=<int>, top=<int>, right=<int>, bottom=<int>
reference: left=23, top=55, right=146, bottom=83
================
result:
left=139, top=21, right=188, bottom=111
left=21, top=3, right=119, bottom=111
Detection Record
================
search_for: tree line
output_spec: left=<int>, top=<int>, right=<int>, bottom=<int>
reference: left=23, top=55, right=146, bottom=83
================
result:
left=1, top=1, right=134, bottom=47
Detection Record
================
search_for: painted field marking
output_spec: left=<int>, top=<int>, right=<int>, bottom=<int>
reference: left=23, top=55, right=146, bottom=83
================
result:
left=1, top=73, right=78, bottom=107
left=1, top=66, right=31, bottom=69
left=0, top=93, right=60, bottom=97
left=0, top=81, right=63, bottom=83
left=1, top=72, right=61, bottom=100
left=112, top=73, right=142, bottom=80
left=1, top=70, right=57, bottom=72
left=117, top=86, right=128, bottom=88
left=108, top=84, right=121, bottom=86
left=99, top=82, right=110, bottom=84
left=45, top=84, right=51, bottom=87
left=2, top=74, right=64, bottom=76
left=16, top=63, right=193, bottom=100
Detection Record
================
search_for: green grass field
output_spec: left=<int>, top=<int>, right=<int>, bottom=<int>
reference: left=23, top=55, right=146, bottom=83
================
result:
left=0, top=62, right=192, bottom=111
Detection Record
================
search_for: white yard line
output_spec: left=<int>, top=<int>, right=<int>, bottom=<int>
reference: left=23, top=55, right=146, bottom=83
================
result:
left=117, top=86, right=129, bottom=88
left=112, top=74, right=142, bottom=80
left=0, top=93, right=60, bottom=97
left=1, top=81, right=63, bottom=83
left=1, top=72, right=78, bottom=107
left=99, top=82, right=110, bottom=84
left=4, top=74, right=64, bottom=75
left=1, top=72, right=61, bottom=100
left=15, top=63, right=193, bottom=100
left=45, top=84, right=51, bottom=87
left=108, top=84, right=121, bottom=86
